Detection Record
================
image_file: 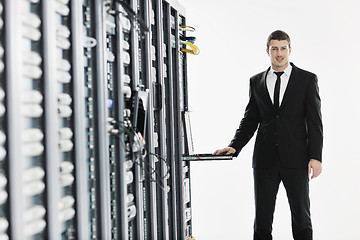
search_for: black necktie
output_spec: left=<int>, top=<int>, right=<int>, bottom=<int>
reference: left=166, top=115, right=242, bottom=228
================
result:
left=274, top=71, right=284, bottom=110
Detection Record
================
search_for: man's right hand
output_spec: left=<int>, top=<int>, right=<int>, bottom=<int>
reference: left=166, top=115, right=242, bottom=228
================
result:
left=213, top=147, right=236, bottom=155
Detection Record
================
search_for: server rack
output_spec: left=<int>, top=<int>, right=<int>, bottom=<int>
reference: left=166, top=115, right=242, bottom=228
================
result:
left=0, top=1, right=9, bottom=239
left=0, top=0, right=194, bottom=239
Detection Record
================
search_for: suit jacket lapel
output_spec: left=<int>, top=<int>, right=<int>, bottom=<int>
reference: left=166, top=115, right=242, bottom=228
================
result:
left=260, top=67, right=274, bottom=109
left=279, top=63, right=297, bottom=112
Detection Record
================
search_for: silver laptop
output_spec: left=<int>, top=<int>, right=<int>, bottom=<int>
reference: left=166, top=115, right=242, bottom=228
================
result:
left=182, top=111, right=233, bottom=161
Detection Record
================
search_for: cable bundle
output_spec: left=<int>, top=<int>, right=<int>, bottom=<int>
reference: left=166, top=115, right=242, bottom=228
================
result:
left=179, top=26, right=200, bottom=55
left=180, top=41, right=200, bottom=55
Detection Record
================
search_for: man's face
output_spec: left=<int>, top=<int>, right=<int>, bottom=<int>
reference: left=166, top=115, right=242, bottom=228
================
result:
left=266, top=40, right=291, bottom=71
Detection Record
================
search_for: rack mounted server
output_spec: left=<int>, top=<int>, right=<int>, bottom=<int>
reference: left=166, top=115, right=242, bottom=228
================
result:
left=0, top=0, right=194, bottom=239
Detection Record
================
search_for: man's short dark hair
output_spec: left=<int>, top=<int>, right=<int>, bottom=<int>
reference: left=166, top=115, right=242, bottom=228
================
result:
left=267, top=30, right=291, bottom=49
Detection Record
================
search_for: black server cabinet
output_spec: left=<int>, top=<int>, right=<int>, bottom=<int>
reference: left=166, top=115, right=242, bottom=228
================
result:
left=0, top=0, right=194, bottom=239
left=0, top=1, right=9, bottom=239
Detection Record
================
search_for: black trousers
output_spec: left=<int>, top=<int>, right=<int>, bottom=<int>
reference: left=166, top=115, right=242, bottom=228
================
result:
left=253, top=152, right=312, bottom=240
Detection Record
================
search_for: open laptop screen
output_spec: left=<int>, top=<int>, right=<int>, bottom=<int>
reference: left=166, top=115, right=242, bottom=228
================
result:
left=182, top=111, right=233, bottom=161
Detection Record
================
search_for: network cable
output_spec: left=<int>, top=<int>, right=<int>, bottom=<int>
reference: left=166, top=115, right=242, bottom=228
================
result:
left=179, top=26, right=195, bottom=32
left=112, top=120, right=170, bottom=190
left=180, top=41, right=200, bottom=55
left=180, top=36, right=196, bottom=44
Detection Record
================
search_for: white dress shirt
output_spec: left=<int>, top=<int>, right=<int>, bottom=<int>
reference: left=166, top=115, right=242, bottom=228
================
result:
left=266, top=64, right=293, bottom=105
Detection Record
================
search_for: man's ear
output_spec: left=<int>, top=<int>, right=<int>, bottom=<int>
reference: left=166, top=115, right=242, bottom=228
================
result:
left=266, top=48, right=270, bottom=56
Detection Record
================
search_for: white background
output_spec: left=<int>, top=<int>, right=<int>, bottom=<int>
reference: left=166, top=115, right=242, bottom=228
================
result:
left=179, top=0, right=360, bottom=239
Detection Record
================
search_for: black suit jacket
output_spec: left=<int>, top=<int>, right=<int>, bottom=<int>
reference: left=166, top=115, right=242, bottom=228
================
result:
left=229, top=63, right=323, bottom=168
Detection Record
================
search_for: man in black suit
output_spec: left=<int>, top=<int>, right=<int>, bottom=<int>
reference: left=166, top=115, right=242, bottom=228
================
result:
left=214, top=30, right=323, bottom=240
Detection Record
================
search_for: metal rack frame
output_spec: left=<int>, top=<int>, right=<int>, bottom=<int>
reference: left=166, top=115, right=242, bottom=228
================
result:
left=1, top=0, right=193, bottom=239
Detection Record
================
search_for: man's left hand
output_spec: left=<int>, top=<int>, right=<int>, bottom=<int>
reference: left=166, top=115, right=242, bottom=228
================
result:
left=308, top=159, right=322, bottom=179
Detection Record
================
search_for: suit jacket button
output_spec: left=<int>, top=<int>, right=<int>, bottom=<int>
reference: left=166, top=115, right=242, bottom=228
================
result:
left=276, top=115, right=279, bottom=118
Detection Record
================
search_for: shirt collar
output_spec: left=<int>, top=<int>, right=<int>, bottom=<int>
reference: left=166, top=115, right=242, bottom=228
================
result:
left=269, top=64, right=292, bottom=77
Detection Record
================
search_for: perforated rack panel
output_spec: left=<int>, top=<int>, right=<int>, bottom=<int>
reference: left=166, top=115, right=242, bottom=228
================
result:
left=0, top=0, right=193, bottom=239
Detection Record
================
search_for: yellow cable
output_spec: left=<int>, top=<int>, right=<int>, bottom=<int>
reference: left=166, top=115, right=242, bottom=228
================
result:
left=179, top=25, right=196, bottom=32
left=180, top=41, right=200, bottom=55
